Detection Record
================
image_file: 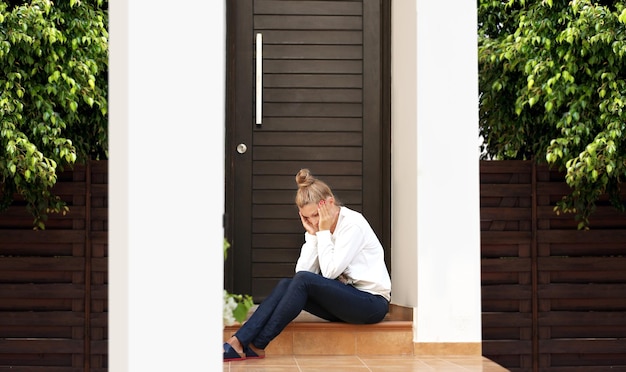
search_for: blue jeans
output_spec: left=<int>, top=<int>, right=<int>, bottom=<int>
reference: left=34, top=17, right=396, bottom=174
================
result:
left=233, top=271, right=389, bottom=349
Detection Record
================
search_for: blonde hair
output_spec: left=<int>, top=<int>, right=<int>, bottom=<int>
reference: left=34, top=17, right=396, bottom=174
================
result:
left=294, top=169, right=339, bottom=208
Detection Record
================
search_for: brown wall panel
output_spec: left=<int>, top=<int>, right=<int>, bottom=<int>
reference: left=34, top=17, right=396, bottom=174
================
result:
left=0, top=161, right=107, bottom=371
left=481, top=160, right=626, bottom=371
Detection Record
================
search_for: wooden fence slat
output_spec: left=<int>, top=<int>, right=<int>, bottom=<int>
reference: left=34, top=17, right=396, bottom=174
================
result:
left=538, top=283, right=626, bottom=298
left=540, top=312, right=626, bottom=339
left=481, top=258, right=531, bottom=272
left=480, top=184, right=531, bottom=197
left=91, top=285, right=108, bottom=300
left=480, top=160, right=533, bottom=173
left=0, top=368, right=83, bottom=372
left=482, top=312, right=533, bottom=327
left=536, top=367, right=626, bottom=372
left=482, top=284, right=532, bottom=299
left=90, top=340, right=108, bottom=354
left=538, top=339, right=626, bottom=354
left=0, top=339, right=83, bottom=353
left=539, top=311, right=626, bottom=326
left=0, top=257, right=84, bottom=271
left=0, top=231, right=85, bottom=243
left=537, top=229, right=626, bottom=243
left=0, top=311, right=83, bottom=326
left=480, top=340, right=533, bottom=354
left=536, top=205, right=626, bottom=220
left=481, top=207, right=531, bottom=220
left=0, top=284, right=84, bottom=298
left=0, top=206, right=86, bottom=219
left=481, top=231, right=532, bottom=244
left=90, top=312, right=107, bottom=327
left=539, top=256, right=626, bottom=271
left=92, top=257, right=108, bottom=271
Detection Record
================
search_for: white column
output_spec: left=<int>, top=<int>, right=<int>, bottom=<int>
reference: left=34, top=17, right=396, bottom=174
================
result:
left=392, top=0, right=482, bottom=348
left=391, top=0, right=419, bottom=308
left=110, top=1, right=225, bottom=371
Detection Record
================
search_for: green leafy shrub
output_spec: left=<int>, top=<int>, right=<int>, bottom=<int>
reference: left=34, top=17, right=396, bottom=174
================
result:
left=479, top=0, right=626, bottom=228
left=0, top=0, right=108, bottom=228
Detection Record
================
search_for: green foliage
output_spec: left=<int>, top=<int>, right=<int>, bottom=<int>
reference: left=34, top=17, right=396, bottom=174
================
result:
left=223, top=239, right=253, bottom=324
left=223, top=237, right=230, bottom=260
left=0, top=0, right=108, bottom=228
left=479, top=0, right=626, bottom=228
left=230, top=292, right=254, bottom=324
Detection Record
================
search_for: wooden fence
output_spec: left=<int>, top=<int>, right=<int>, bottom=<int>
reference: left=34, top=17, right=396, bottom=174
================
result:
left=481, top=160, right=626, bottom=371
left=1, top=159, right=625, bottom=371
left=0, top=161, right=108, bottom=372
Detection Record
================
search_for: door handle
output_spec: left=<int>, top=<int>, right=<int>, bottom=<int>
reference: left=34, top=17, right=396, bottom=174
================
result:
left=255, top=33, right=263, bottom=126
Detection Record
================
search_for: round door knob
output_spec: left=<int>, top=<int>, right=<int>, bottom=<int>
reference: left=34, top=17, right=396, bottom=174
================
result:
left=236, top=143, right=248, bottom=154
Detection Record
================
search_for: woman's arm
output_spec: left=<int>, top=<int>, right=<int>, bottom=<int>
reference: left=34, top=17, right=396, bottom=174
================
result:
left=295, top=232, right=320, bottom=273
left=316, top=222, right=365, bottom=279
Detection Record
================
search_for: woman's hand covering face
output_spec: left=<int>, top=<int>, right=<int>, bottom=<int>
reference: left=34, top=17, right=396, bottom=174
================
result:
left=299, top=198, right=339, bottom=234
left=299, top=209, right=318, bottom=235
left=317, top=199, right=338, bottom=232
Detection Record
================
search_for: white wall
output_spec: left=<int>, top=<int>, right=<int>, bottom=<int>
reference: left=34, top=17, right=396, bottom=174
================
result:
left=109, top=1, right=225, bottom=371
left=392, top=0, right=482, bottom=343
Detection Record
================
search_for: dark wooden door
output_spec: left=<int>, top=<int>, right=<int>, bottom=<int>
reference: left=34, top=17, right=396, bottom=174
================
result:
left=225, top=0, right=390, bottom=301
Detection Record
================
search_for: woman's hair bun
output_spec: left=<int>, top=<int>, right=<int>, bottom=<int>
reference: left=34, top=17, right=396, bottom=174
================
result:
left=295, top=168, right=315, bottom=188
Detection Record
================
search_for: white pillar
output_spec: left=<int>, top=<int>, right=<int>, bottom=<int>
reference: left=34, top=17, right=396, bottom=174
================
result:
left=392, top=0, right=482, bottom=352
left=110, top=1, right=225, bottom=371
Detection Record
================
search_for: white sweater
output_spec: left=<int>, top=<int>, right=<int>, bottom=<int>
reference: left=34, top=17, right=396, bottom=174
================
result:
left=295, top=206, right=392, bottom=301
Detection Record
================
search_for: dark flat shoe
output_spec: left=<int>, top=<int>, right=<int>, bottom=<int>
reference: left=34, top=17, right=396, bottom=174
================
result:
left=244, top=345, right=265, bottom=359
left=223, top=342, right=246, bottom=362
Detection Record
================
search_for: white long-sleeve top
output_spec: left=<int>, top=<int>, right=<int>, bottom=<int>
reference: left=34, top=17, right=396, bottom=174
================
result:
left=295, top=206, right=392, bottom=301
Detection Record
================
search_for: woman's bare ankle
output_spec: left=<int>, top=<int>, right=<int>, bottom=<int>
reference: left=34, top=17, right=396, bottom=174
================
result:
left=226, top=336, right=244, bottom=354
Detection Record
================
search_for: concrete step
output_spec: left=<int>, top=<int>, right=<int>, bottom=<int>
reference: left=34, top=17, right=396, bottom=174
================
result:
left=223, top=304, right=414, bottom=356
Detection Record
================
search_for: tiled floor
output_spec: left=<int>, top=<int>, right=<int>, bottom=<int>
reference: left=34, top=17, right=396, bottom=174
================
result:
left=223, top=355, right=509, bottom=371
left=224, top=306, right=510, bottom=371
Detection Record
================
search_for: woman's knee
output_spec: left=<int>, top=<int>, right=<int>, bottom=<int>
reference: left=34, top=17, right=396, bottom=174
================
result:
left=292, top=271, right=319, bottom=283
left=276, top=277, right=292, bottom=290
left=292, top=271, right=333, bottom=294
left=363, top=297, right=389, bottom=324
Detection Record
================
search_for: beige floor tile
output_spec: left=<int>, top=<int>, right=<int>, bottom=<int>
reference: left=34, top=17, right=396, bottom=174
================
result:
left=418, top=358, right=471, bottom=371
left=299, top=367, right=370, bottom=372
left=237, top=356, right=298, bottom=366
left=296, top=355, right=369, bottom=371
left=229, top=366, right=301, bottom=372
left=448, top=359, right=487, bottom=369
left=361, top=355, right=433, bottom=367
left=224, top=356, right=299, bottom=372
left=369, top=366, right=434, bottom=372
left=414, top=343, right=482, bottom=356
left=356, top=331, right=413, bottom=355
left=295, top=355, right=365, bottom=367
left=439, top=356, right=509, bottom=371
left=482, top=364, right=512, bottom=372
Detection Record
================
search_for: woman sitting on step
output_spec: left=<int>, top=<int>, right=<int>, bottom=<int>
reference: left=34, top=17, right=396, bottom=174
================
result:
left=223, top=168, right=392, bottom=361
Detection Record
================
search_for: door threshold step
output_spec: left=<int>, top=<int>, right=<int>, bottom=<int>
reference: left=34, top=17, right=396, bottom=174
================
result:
left=224, top=304, right=414, bottom=356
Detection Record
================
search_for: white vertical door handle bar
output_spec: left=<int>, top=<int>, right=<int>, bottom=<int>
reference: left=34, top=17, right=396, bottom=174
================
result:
left=255, top=33, right=263, bottom=125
